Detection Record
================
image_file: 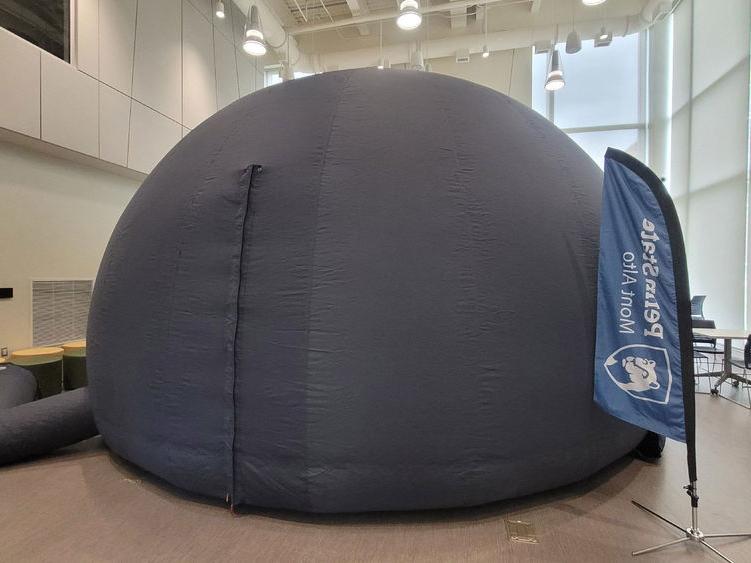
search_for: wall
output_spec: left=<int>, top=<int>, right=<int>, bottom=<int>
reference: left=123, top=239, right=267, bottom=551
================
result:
left=428, top=47, right=532, bottom=106
left=647, top=0, right=751, bottom=329
left=0, top=141, right=140, bottom=353
left=0, top=0, right=268, bottom=175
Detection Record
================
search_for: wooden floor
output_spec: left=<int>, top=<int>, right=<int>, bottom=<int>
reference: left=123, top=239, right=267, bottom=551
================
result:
left=1, top=393, right=750, bottom=562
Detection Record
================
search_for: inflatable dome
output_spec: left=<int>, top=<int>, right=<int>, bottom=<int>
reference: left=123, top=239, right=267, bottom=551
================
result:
left=88, top=69, right=643, bottom=513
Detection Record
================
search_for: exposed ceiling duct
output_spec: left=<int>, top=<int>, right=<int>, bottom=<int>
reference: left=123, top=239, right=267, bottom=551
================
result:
left=314, top=0, right=672, bottom=71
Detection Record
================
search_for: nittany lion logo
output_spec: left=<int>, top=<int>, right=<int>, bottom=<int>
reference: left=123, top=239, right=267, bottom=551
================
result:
left=604, top=344, right=672, bottom=404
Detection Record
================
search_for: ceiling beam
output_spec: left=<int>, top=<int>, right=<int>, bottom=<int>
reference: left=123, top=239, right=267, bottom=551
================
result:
left=289, top=0, right=530, bottom=35
left=450, top=2, right=468, bottom=29
left=344, top=0, right=372, bottom=35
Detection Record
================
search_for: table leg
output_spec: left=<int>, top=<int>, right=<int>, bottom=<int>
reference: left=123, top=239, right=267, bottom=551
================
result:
left=710, top=339, right=733, bottom=395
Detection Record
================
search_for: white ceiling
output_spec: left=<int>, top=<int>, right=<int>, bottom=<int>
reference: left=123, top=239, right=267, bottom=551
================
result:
left=262, top=0, right=651, bottom=54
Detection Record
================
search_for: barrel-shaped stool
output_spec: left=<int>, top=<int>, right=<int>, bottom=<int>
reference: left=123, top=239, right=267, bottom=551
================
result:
left=10, top=347, right=64, bottom=398
left=62, top=340, right=87, bottom=390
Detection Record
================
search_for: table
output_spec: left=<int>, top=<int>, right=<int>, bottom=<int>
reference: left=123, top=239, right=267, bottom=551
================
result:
left=692, top=329, right=751, bottom=401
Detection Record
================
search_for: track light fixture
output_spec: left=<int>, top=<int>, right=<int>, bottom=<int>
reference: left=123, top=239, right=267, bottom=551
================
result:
left=544, top=48, right=564, bottom=91
left=396, top=0, right=422, bottom=30
left=215, top=0, right=225, bottom=19
left=565, top=29, right=581, bottom=53
left=594, top=26, right=613, bottom=47
left=243, top=5, right=267, bottom=56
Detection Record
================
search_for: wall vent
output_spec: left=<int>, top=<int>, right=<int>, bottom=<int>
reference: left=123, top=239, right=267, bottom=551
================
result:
left=32, top=280, right=93, bottom=346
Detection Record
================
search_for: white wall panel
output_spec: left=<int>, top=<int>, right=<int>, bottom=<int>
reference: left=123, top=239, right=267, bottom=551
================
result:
left=0, top=29, right=41, bottom=137
left=183, top=0, right=218, bottom=129
left=215, top=33, right=239, bottom=109
left=237, top=54, right=255, bottom=97
left=77, top=0, right=99, bottom=78
left=213, top=0, right=235, bottom=41
left=692, top=0, right=750, bottom=97
left=188, top=0, right=211, bottom=19
left=686, top=180, right=747, bottom=328
left=230, top=1, right=246, bottom=47
left=668, top=106, right=689, bottom=198
left=650, top=0, right=751, bottom=328
left=128, top=101, right=182, bottom=174
left=132, top=0, right=182, bottom=122
left=689, top=64, right=749, bottom=192
left=99, top=84, right=131, bottom=166
left=430, top=48, right=533, bottom=106
left=99, top=0, right=137, bottom=95
left=670, top=0, right=692, bottom=115
left=41, top=54, right=99, bottom=157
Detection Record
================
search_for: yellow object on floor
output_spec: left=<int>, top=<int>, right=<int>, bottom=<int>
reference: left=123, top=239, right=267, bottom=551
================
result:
left=62, top=339, right=88, bottom=390
left=10, top=346, right=65, bottom=398
left=62, top=339, right=87, bottom=357
left=10, top=347, right=64, bottom=366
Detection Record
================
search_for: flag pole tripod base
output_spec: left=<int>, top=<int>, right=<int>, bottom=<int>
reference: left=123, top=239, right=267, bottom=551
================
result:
left=631, top=500, right=751, bottom=562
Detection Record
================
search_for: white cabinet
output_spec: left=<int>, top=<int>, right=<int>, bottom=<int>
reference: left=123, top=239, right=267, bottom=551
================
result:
left=128, top=101, right=182, bottom=174
left=132, top=0, right=182, bottom=122
left=99, top=84, right=131, bottom=166
left=41, top=53, right=99, bottom=157
left=99, top=0, right=137, bottom=95
left=0, top=29, right=41, bottom=137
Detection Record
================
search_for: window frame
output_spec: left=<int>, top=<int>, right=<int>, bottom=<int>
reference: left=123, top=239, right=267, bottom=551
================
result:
left=533, top=31, right=649, bottom=167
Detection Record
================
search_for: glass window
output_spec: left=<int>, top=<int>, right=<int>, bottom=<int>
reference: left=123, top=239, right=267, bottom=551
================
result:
left=531, top=32, right=646, bottom=169
left=0, top=0, right=70, bottom=61
left=553, top=35, right=641, bottom=129
left=265, top=68, right=282, bottom=87
left=567, top=128, right=642, bottom=168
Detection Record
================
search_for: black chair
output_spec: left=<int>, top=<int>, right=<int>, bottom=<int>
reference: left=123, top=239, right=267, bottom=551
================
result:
left=692, top=319, right=723, bottom=386
left=691, top=295, right=706, bottom=319
left=692, top=319, right=722, bottom=352
left=727, top=335, right=751, bottom=408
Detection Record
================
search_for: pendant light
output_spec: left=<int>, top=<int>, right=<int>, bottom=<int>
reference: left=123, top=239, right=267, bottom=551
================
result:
left=594, top=26, right=612, bottom=46
left=397, top=0, right=422, bottom=30
left=565, top=30, right=581, bottom=53
left=565, top=2, right=580, bottom=53
left=481, top=2, right=489, bottom=58
left=243, top=5, right=267, bottom=57
left=377, top=21, right=386, bottom=69
left=545, top=48, right=564, bottom=91
left=215, top=0, right=225, bottom=18
left=410, top=47, right=425, bottom=71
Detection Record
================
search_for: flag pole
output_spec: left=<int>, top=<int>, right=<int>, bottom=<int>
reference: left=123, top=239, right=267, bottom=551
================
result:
left=609, top=149, right=751, bottom=562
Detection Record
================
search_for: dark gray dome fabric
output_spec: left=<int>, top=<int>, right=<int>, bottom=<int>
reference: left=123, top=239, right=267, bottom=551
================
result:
left=88, top=69, right=643, bottom=513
